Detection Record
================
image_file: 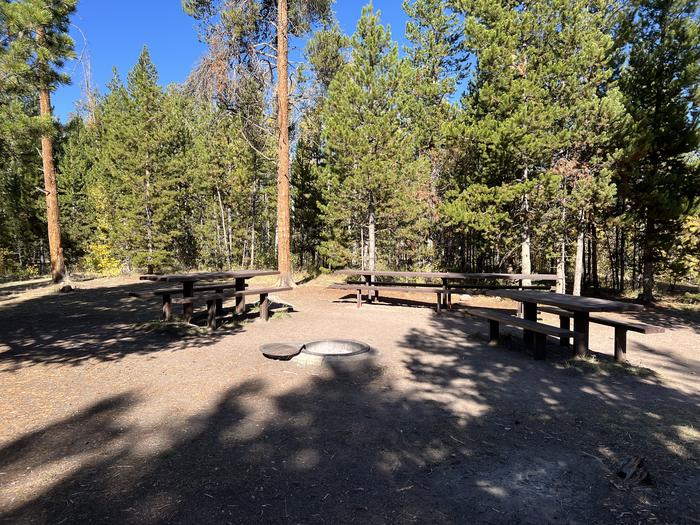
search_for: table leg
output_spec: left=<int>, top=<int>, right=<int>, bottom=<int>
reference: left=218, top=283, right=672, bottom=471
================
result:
left=364, top=274, right=374, bottom=302
left=235, top=277, right=245, bottom=314
left=182, top=281, right=194, bottom=324
left=206, top=299, right=217, bottom=330
left=215, top=288, right=224, bottom=317
left=489, top=320, right=500, bottom=345
left=559, top=315, right=570, bottom=347
left=573, top=311, right=590, bottom=356
left=523, top=301, right=537, bottom=345
left=162, top=294, right=172, bottom=322
left=517, top=280, right=524, bottom=317
left=441, top=278, right=449, bottom=308
left=614, top=327, right=627, bottom=362
left=260, top=293, right=270, bottom=321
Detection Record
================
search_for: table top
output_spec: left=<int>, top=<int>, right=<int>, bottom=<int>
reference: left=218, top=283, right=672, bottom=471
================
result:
left=140, top=270, right=279, bottom=283
left=335, top=270, right=558, bottom=281
left=485, top=290, right=644, bottom=312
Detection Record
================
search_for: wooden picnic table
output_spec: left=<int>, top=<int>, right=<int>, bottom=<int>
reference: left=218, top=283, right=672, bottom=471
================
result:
left=336, top=269, right=559, bottom=307
left=335, top=269, right=558, bottom=282
left=140, top=270, right=278, bottom=321
left=485, top=289, right=643, bottom=356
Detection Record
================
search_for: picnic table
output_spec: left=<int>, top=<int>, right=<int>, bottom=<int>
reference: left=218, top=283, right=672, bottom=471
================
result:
left=140, top=270, right=278, bottom=322
left=485, top=289, right=643, bottom=356
left=336, top=269, right=558, bottom=286
left=333, top=269, right=558, bottom=309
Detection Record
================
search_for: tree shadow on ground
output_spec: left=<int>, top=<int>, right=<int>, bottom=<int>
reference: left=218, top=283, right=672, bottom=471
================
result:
left=0, top=282, right=266, bottom=371
left=0, top=309, right=698, bottom=524
left=332, top=293, right=440, bottom=310
left=0, top=278, right=54, bottom=297
left=626, top=303, right=700, bottom=334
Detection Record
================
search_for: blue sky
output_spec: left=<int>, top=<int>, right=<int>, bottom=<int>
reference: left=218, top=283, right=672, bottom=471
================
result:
left=53, top=1, right=410, bottom=122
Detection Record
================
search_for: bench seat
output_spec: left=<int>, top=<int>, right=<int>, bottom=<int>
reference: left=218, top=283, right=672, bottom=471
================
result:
left=465, top=307, right=581, bottom=360
left=538, top=306, right=664, bottom=361
left=329, top=283, right=447, bottom=311
left=329, top=283, right=443, bottom=293
left=128, top=287, right=182, bottom=299
left=137, top=286, right=291, bottom=329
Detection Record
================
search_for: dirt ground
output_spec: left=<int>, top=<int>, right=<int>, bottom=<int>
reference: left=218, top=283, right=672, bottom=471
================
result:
left=0, top=275, right=698, bottom=524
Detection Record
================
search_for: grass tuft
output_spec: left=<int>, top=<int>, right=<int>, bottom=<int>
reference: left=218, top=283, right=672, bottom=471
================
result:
left=559, top=354, right=656, bottom=378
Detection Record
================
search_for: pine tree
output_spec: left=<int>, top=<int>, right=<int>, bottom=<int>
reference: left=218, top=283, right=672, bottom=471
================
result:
left=84, top=49, right=192, bottom=272
left=456, top=0, right=567, bottom=280
left=452, top=0, right=620, bottom=288
left=321, top=4, right=429, bottom=270
left=0, top=0, right=77, bottom=282
left=292, top=25, right=349, bottom=268
left=0, top=92, right=46, bottom=274
left=403, top=0, right=463, bottom=267
left=184, top=0, right=333, bottom=286
left=617, top=0, right=700, bottom=303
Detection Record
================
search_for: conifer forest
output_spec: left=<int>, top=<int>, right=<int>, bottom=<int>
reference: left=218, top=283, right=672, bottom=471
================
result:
left=1, top=0, right=699, bottom=304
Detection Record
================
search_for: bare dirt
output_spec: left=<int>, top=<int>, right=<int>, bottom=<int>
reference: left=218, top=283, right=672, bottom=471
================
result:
left=0, top=275, right=698, bottom=524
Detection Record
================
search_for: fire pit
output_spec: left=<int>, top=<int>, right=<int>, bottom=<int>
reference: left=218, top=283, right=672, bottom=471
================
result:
left=302, top=339, right=370, bottom=357
left=294, top=339, right=374, bottom=369
left=260, top=339, right=375, bottom=368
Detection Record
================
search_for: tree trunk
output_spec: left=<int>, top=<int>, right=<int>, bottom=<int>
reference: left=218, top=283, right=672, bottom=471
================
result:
left=360, top=226, right=365, bottom=270
left=591, top=223, right=599, bottom=290
left=275, top=0, right=293, bottom=286
left=573, top=220, right=585, bottom=296
left=144, top=167, right=154, bottom=273
left=521, top=167, right=532, bottom=286
left=368, top=205, right=376, bottom=271
left=641, top=219, right=655, bottom=304
left=556, top=240, right=566, bottom=293
left=39, top=84, right=66, bottom=283
left=216, top=186, right=230, bottom=268
left=619, top=226, right=626, bottom=292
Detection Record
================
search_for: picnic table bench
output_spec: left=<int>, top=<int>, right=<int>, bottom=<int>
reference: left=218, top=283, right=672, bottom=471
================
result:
left=484, top=290, right=649, bottom=360
left=331, top=270, right=558, bottom=312
left=465, top=307, right=581, bottom=360
left=538, top=306, right=664, bottom=362
left=133, top=270, right=288, bottom=329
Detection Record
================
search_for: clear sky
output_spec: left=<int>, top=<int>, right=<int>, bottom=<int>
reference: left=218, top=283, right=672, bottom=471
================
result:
left=53, top=1, right=410, bottom=122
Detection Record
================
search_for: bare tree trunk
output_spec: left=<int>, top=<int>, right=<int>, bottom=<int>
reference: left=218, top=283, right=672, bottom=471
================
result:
left=521, top=167, right=532, bottom=286
left=619, top=226, right=626, bottom=292
left=368, top=205, right=376, bottom=271
left=275, top=0, right=293, bottom=286
left=360, top=227, right=365, bottom=270
left=216, top=186, right=231, bottom=268
left=573, top=215, right=585, bottom=296
left=591, top=223, right=599, bottom=290
left=556, top=240, right=566, bottom=293
left=144, top=166, right=154, bottom=274
left=250, top=222, right=256, bottom=269
left=38, top=81, right=66, bottom=283
left=556, top=202, right=566, bottom=293
left=641, top=219, right=655, bottom=304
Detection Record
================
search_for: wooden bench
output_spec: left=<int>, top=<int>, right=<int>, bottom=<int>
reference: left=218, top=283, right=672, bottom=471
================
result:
left=335, top=281, right=550, bottom=310
left=329, top=283, right=448, bottom=312
left=538, top=306, right=664, bottom=362
left=131, top=282, right=250, bottom=317
left=129, top=287, right=182, bottom=299
left=132, top=286, right=291, bottom=328
left=465, top=307, right=581, bottom=360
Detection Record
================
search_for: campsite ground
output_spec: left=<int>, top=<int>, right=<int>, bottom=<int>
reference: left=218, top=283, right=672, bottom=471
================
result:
left=0, top=275, right=698, bottom=524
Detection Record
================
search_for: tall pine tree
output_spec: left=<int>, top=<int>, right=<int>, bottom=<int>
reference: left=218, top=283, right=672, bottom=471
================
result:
left=184, top=0, right=333, bottom=285
left=321, top=4, right=429, bottom=270
left=617, top=0, right=700, bottom=303
left=0, top=0, right=77, bottom=282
